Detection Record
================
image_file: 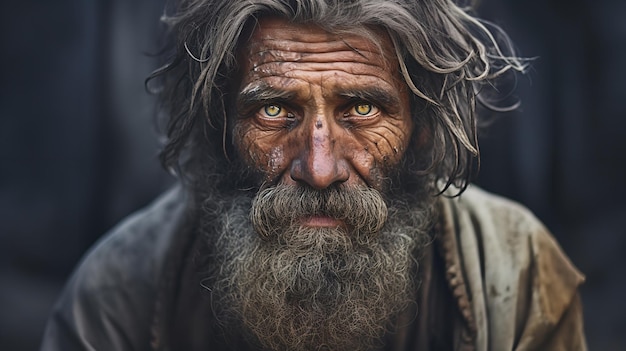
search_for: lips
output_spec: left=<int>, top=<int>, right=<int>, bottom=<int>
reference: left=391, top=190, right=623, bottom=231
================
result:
left=301, top=215, right=343, bottom=228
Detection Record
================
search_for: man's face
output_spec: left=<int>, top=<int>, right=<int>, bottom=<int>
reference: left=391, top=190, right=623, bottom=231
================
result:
left=234, top=17, right=414, bottom=200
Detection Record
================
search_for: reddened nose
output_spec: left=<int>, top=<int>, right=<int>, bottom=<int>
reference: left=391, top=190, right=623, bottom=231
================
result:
left=290, top=122, right=350, bottom=189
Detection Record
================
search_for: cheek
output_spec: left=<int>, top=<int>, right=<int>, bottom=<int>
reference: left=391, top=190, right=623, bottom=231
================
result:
left=233, top=122, right=263, bottom=167
left=347, top=149, right=382, bottom=188
left=234, top=121, right=288, bottom=180
left=359, top=122, right=413, bottom=164
left=268, top=145, right=285, bottom=175
left=350, top=121, right=413, bottom=185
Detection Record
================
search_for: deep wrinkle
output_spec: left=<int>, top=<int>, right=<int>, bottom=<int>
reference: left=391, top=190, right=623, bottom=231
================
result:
left=234, top=17, right=414, bottom=192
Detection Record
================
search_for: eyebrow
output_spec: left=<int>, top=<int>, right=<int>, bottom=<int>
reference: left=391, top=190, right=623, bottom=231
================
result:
left=337, top=87, right=401, bottom=112
left=236, top=82, right=403, bottom=114
left=236, top=82, right=295, bottom=114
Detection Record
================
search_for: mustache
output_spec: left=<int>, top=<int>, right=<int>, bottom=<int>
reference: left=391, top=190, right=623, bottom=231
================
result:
left=251, top=185, right=389, bottom=239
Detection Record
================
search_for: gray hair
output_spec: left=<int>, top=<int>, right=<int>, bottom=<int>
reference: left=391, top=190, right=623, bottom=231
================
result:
left=151, top=0, right=527, bottom=193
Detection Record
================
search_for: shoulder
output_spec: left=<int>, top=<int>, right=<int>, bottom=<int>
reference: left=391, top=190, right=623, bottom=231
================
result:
left=438, top=185, right=586, bottom=350
left=446, top=185, right=543, bottom=237
left=442, top=186, right=576, bottom=274
left=76, top=185, right=188, bottom=290
left=41, top=185, right=189, bottom=351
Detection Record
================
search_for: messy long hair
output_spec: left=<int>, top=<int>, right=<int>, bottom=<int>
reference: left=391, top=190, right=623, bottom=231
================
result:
left=149, top=0, right=527, bottom=194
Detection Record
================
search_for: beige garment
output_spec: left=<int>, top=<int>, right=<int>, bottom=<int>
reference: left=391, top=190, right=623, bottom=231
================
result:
left=437, top=186, right=587, bottom=351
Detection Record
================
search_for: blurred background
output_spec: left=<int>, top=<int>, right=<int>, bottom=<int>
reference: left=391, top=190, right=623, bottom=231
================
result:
left=1, top=0, right=624, bottom=349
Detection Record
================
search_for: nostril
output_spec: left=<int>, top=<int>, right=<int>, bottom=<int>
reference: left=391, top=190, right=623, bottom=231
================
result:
left=290, top=159, right=304, bottom=182
left=290, top=155, right=349, bottom=190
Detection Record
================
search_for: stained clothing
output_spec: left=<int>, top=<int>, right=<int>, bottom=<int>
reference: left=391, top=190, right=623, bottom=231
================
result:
left=40, top=185, right=587, bottom=350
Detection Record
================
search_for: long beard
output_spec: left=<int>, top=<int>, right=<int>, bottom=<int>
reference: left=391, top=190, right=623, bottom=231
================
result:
left=201, top=184, right=435, bottom=351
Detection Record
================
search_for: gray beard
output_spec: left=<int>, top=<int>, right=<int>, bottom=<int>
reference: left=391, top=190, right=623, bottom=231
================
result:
left=201, top=185, right=435, bottom=351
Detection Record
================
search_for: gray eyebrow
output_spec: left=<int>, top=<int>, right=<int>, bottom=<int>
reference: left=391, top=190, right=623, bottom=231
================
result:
left=337, top=87, right=401, bottom=111
left=236, top=82, right=402, bottom=115
left=236, top=82, right=296, bottom=113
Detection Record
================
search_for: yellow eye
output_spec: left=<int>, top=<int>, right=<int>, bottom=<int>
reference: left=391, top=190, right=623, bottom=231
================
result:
left=354, top=103, right=376, bottom=116
left=263, top=104, right=282, bottom=117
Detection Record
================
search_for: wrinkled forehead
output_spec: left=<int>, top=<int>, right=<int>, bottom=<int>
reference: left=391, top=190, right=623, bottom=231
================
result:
left=239, top=16, right=399, bottom=72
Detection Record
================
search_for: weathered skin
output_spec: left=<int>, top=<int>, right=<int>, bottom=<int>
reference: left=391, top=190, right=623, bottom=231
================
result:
left=234, top=18, right=414, bottom=210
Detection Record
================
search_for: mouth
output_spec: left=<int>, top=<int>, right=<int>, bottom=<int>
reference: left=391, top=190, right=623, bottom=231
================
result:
left=301, top=215, right=343, bottom=228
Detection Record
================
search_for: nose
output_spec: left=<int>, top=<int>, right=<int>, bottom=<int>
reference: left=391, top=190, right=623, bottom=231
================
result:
left=290, top=120, right=350, bottom=189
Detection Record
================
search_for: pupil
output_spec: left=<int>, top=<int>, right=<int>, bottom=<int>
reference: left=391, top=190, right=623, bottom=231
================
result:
left=357, top=104, right=371, bottom=115
left=265, top=105, right=280, bottom=116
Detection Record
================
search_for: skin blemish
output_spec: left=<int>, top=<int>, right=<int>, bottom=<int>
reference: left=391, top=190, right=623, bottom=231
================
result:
left=315, top=120, right=323, bottom=129
left=268, top=145, right=284, bottom=174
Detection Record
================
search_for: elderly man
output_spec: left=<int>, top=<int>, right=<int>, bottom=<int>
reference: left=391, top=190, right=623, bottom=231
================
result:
left=41, top=0, right=586, bottom=350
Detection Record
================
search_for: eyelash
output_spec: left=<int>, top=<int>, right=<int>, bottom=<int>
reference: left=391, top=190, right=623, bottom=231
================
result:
left=259, top=103, right=295, bottom=119
left=346, top=102, right=379, bottom=117
left=258, top=101, right=380, bottom=119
